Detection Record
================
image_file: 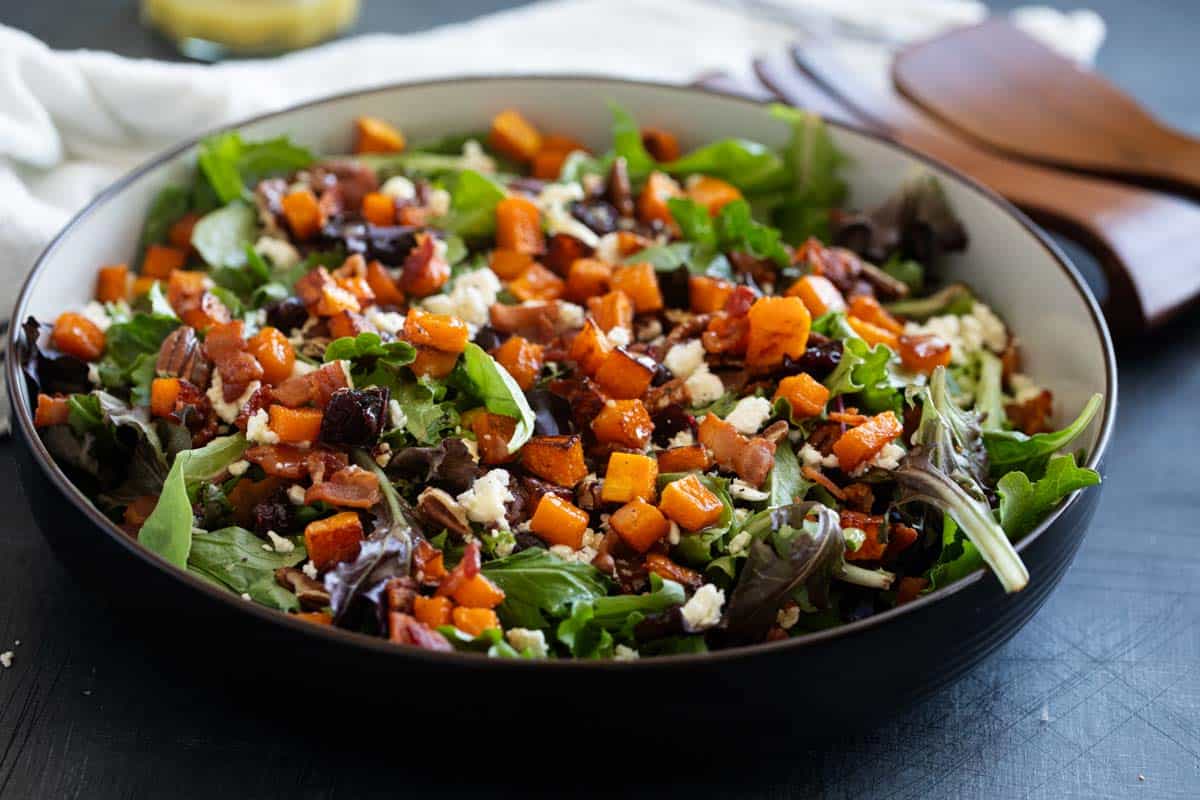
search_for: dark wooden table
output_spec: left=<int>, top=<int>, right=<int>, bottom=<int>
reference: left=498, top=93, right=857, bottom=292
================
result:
left=2, top=1, right=1198, bottom=797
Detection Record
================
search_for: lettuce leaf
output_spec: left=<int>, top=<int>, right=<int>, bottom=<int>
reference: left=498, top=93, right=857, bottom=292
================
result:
left=192, top=200, right=258, bottom=270
left=188, top=526, right=306, bottom=611
left=984, top=393, right=1102, bottom=479
left=998, top=454, right=1100, bottom=538
left=197, top=132, right=314, bottom=204
left=608, top=102, right=655, bottom=181
left=435, top=169, right=507, bottom=238
left=768, top=105, right=848, bottom=243
left=661, top=138, right=788, bottom=193
left=451, top=343, right=536, bottom=452
left=481, top=549, right=611, bottom=630
left=323, top=332, right=417, bottom=390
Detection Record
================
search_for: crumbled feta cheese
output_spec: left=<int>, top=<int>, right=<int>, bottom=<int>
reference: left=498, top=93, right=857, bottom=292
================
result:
left=240, top=593, right=253, bottom=601
left=664, top=339, right=706, bottom=380
left=558, top=301, right=585, bottom=330
left=245, top=408, right=279, bottom=445
left=462, top=437, right=480, bottom=463
left=421, top=295, right=455, bottom=316
left=685, top=367, right=725, bottom=406
left=380, top=176, right=416, bottom=201
left=302, top=561, right=319, bottom=580
left=971, top=302, right=1008, bottom=353
left=550, top=544, right=599, bottom=564
left=265, top=530, right=295, bottom=554
left=850, top=441, right=906, bottom=476
left=906, top=301, right=1008, bottom=364
left=461, top=139, right=497, bottom=174
left=733, top=508, right=751, bottom=525
left=593, top=232, right=622, bottom=264
left=227, top=460, right=250, bottom=477
left=777, top=605, right=800, bottom=630
left=536, top=182, right=600, bottom=247
left=366, top=309, right=406, bottom=335
left=607, top=326, right=632, bottom=347
left=800, top=444, right=839, bottom=470
left=668, top=521, right=681, bottom=546
left=422, top=267, right=502, bottom=330
left=253, top=235, right=301, bottom=269
left=728, top=479, right=769, bottom=502
left=0, top=651, right=12, bottom=668
left=426, top=187, right=451, bottom=217
left=505, top=628, right=548, bottom=657
left=288, top=485, right=307, bottom=505
left=207, top=374, right=260, bottom=424
left=87, top=362, right=101, bottom=385
left=727, top=530, right=752, bottom=557
left=614, top=644, right=640, bottom=661
left=681, top=584, right=725, bottom=632
left=1009, top=372, right=1046, bottom=404
left=374, top=442, right=392, bottom=468
left=337, top=360, right=354, bottom=389
left=668, top=429, right=695, bottom=448
left=79, top=301, right=112, bottom=332
left=724, top=396, right=772, bottom=435
left=582, top=529, right=604, bottom=550
left=636, top=318, right=663, bottom=343
left=289, top=359, right=317, bottom=380
left=456, top=470, right=515, bottom=525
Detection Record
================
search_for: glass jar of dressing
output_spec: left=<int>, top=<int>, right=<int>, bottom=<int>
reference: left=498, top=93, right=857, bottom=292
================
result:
left=141, top=0, right=361, bottom=59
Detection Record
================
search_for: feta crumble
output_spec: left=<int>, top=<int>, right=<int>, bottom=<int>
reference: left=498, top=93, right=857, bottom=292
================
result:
left=288, top=485, right=307, bottom=505
left=388, top=399, right=408, bottom=432
left=849, top=441, right=906, bottom=476
left=245, top=408, right=279, bottom=445
left=536, top=182, right=600, bottom=247
left=724, top=396, right=772, bottom=435
left=505, top=628, right=548, bottom=657
left=800, top=444, right=839, bottom=470
left=905, top=301, right=1008, bottom=364
left=685, top=367, right=725, bottom=406
left=421, top=266, right=502, bottom=330
left=1009, top=372, right=1046, bottom=404
left=456, top=470, right=515, bottom=525
left=87, top=362, right=101, bottom=386
left=366, top=309, right=406, bottom=335
left=558, top=301, right=585, bottom=330
left=253, top=235, right=301, bottom=269
left=427, top=187, right=452, bottom=217
left=728, top=479, right=769, bottom=502
left=227, top=459, right=250, bottom=477
left=380, top=175, right=416, bottom=201
left=777, top=605, right=800, bottom=630
left=681, top=584, right=725, bottom=633
left=607, top=326, right=632, bottom=347
left=550, top=544, right=599, bottom=564
left=727, top=530, right=752, bottom=557
left=207, top=374, right=260, bottom=424
left=79, top=301, right=112, bottom=332
left=302, top=561, right=319, bottom=580
left=593, top=232, right=622, bottom=264
left=265, top=530, right=295, bottom=554
left=461, top=139, right=497, bottom=174
left=668, top=429, right=695, bottom=448
left=614, top=645, right=641, bottom=661
left=668, top=521, right=681, bottom=546
left=462, top=438, right=480, bottom=463
left=664, top=339, right=706, bottom=380
left=0, top=651, right=12, bottom=668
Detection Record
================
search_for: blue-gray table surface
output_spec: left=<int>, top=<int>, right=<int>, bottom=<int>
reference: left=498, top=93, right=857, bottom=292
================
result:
left=1, top=1, right=1197, bottom=797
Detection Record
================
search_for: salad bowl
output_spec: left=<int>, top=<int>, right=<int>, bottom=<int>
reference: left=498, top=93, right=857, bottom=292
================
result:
left=7, top=76, right=1116, bottom=735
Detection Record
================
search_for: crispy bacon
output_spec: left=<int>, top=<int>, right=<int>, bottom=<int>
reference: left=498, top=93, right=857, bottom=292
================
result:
left=295, top=268, right=336, bottom=308
left=435, top=541, right=481, bottom=599
left=698, top=414, right=776, bottom=487
left=244, top=444, right=347, bottom=480
left=271, top=362, right=349, bottom=409
left=304, top=465, right=381, bottom=509
left=203, top=321, right=264, bottom=401
left=234, top=385, right=274, bottom=431
left=489, top=301, right=562, bottom=343
left=388, top=612, right=453, bottom=651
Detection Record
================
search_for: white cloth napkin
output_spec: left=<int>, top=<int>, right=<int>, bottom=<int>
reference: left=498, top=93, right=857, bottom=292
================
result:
left=0, top=0, right=1104, bottom=317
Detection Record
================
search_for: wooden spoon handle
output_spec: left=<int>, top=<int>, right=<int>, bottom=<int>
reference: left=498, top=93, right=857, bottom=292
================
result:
left=790, top=43, right=1200, bottom=335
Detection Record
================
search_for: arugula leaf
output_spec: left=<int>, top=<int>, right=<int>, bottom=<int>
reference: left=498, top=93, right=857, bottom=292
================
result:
left=451, top=343, right=536, bottom=453
left=435, top=170, right=507, bottom=238
left=481, top=549, right=611, bottom=630
left=661, top=138, right=787, bottom=193
left=323, top=332, right=417, bottom=390
left=191, top=201, right=258, bottom=269
left=984, top=394, right=1102, bottom=479
left=140, top=185, right=190, bottom=248
left=882, top=255, right=925, bottom=293
left=998, top=454, right=1100, bottom=538
left=608, top=102, right=655, bottom=181
left=197, top=132, right=314, bottom=204
left=138, top=434, right=248, bottom=567
left=188, top=526, right=306, bottom=610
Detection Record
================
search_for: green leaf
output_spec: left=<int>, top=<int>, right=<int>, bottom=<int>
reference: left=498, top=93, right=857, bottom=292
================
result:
left=886, top=284, right=974, bottom=320
left=323, top=332, right=417, bottom=393
left=435, top=170, right=507, bottom=238
left=667, top=197, right=789, bottom=271
left=665, top=474, right=736, bottom=567
left=197, top=132, right=314, bottom=204
left=824, top=330, right=895, bottom=401
left=608, top=102, right=655, bottom=181
left=392, top=379, right=460, bottom=445
left=191, top=201, right=258, bottom=269
left=188, top=526, right=306, bottom=598
left=768, top=105, right=848, bottom=243
left=661, top=138, right=787, bottom=193
left=767, top=439, right=810, bottom=508
left=882, top=255, right=925, bottom=293
left=998, top=454, right=1100, bottom=539
left=438, top=626, right=530, bottom=658
left=626, top=242, right=691, bottom=273
left=451, top=343, right=536, bottom=453
left=974, top=351, right=1006, bottom=431
left=925, top=514, right=979, bottom=591
left=140, top=185, right=190, bottom=248
left=556, top=602, right=615, bottom=659
left=984, top=394, right=1102, bottom=479
left=481, top=549, right=611, bottom=630
left=589, top=573, right=685, bottom=630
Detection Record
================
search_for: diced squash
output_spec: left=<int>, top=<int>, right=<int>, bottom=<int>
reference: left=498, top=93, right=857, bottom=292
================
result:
left=452, top=606, right=501, bottom=637
left=600, top=452, right=658, bottom=504
left=268, top=405, right=324, bottom=444
left=896, top=576, right=928, bottom=605
left=832, top=411, right=903, bottom=473
left=414, top=539, right=448, bottom=583
left=848, top=295, right=904, bottom=335
left=413, top=595, right=453, bottom=628
left=609, top=262, right=663, bottom=313
left=594, top=348, right=655, bottom=400
left=745, top=296, right=811, bottom=370
left=641, top=128, right=681, bottom=161
left=489, top=249, right=534, bottom=280
left=493, top=335, right=544, bottom=391
left=591, top=399, right=654, bottom=450
left=34, top=394, right=70, bottom=427
left=314, top=284, right=361, bottom=317
left=886, top=522, right=920, bottom=559
left=452, top=573, right=506, bottom=609
left=51, top=312, right=105, bottom=361
left=689, top=275, right=735, bottom=314
left=468, top=410, right=518, bottom=464
left=686, top=175, right=742, bottom=215
left=328, top=310, right=369, bottom=340
left=295, top=611, right=334, bottom=625
left=488, top=109, right=543, bottom=163
left=566, top=258, right=612, bottom=302
left=658, top=473, right=723, bottom=531
left=656, top=444, right=712, bottom=474
left=544, top=233, right=591, bottom=275
left=404, top=307, right=470, bottom=353
left=586, top=290, right=633, bottom=333
left=846, top=315, right=900, bottom=350
left=540, top=133, right=587, bottom=154
left=167, top=212, right=200, bottom=251
left=141, top=244, right=187, bottom=279
left=304, top=511, right=364, bottom=570
left=166, top=269, right=206, bottom=310
left=365, top=260, right=405, bottom=306
left=96, top=264, right=129, bottom=303
left=246, top=326, right=295, bottom=385
left=787, top=275, right=846, bottom=318
left=840, top=510, right=888, bottom=561
left=495, top=196, right=545, bottom=254
left=411, top=347, right=460, bottom=379
left=899, top=334, right=953, bottom=374
left=530, top=494, right=590, bottom=549
left=615, top=231, right=653, bottom=258
left=281, top=188, right=325, bottom=241
left=399, top=233, right=451, bottom=297
left=150, top=377, right=182, bottom=419
left=131, top=276, right=157, bottom=298
left=644, top=553, right=702, bottom=589
left=354, top=116, right=406, bottom=154
left=568, top=318, right=612, bottom=375
left=179, top=292, right=232, bottom=331
left=773, top=373, right=829, bottom=419
left=531, top=148, right=573, bottom=181
left=123, top=495, right=159, bottom=531
left=637, top=171, right=683, bottom=228
left=509, top=262, right=565, bottom=302
left=522, top=435, right=588, bottom=487
left=361, top=191, right=396, bottom=226
left=609, top=498, right=670, bottom=554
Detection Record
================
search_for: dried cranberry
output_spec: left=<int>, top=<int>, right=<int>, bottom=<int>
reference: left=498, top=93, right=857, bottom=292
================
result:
left=513, top=532, right=547, bottom=553
left=472, top=325, right=509, bottom=352
left=782, top=333, right=843, bottom=379
left=570, top=200, right=620, bottom=235
left=264, top=297, right=310, bottom=333
left=320, top=222, right=420, bottom=265
left=318, top=387, right=390, bottom=447
left=651, top=404, right=696, bottom=447
left=252, top=490, right=295, bottom=535
left=507, top=177, right=547, bottom=197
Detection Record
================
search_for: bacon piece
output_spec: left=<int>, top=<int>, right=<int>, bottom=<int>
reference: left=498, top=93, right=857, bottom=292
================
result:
left=697, top=413, right=776, bottom=487
left=388, top=612, right=453, bottom=651
left=305, top=448, right=350, bottom=484
left=234, top=385, right=275, bottom=431
left=802, top=465, right=845, bottom=500
left=435, top=541, right=481, bottom=599
left=489, top=301, right=562, bottom=344
left=271, top=362, right=349, bottom=409
left=296, top=267, right=336, bottom=308
left=203, top=321, right=264, bottom=401
left=245, top=444, right=311, bottom=479
left=304, top=465, right=381, bottom=509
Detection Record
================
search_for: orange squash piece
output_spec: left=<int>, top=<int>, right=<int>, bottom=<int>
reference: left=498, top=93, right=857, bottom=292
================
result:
left=246, top=326, right=295, bottom=385
left=594, top=348, right=655, bottom=400
left=898, top=334, right=953, bottom=374
left=848, top=295, right=904, bottom=335
left=150, top=377, right=182, bottom=418
left=354, top=116, right=406, bottom=154
left=412, top=595, right=453, bottom=628
left=365, top=260, right=405, bottom=306
left=281, top=188, right=325, bottom=241
left=832, top=411, right=903, bottom=473
left=659, top=474, right=724, bottom=532
left=521, top=435, right=588, bottom=487
left=530, top=494, right=590, bottom=549
left=839, top=510, right=888, bottom=561
left=544, top=233, right=591, bottom=276
left=586, top=290, right=634, bottom=332
left=131, top=276, right=158, bottom=298
left=600, top=452, right=658, bottom=504
left=745, top=296, right=811, bottom=370
left=590, top=399, right=654, bottom=450
left=361, top=191, right=396, bottom=226
left=489, top=249, right=534, bottom=280
left=531, top=148, right=575, bottom=181
left=609, top=498, right=670, bottom=554
left=304, top=511, right=364, bottom=570
left=509, top=262, right=565, bottom=302
left=51, top=312, right=105, bottom=361
left=636, top=171, right=682, bottom=228
left=655, top=444, right=712, bottom=474
left=488, top=109, right=542, bottom=163
left=452, top=573, right=506, bottom=609
left=452, top=607, right=501, bottom=637
left=167, top=212, right=200, bottom=251
left=404, top=307, right=470, bottom=353
left=846, top=315, right=900, bottom=350
left=493, top=335, right=544, bottom=391
left=410, top=347, right=460, bottom=379
left=314, top=284, right=361, bottom=317
left=686, top=175, right=743, bottom=215
left=641, top=128, right=681, bottom=161
left=773, top=373, right=829, bottom=419
left=787, top=275, right=846, bottom=318
left=609, top=262, right=663, bottom=313
left=328, top=310, right=369, bottom=340
left=166, top=268, right=206, bottom=311
left=495, top=196, right=545, bottom=254
left=141, top=244, right=187, bottom=279
left=95, top=264, right=129, bottom=303
left=295, top=611, right=334, bottom=625
left=34, top=394, right=70, bottom=427
left=689, top=276, right=735, bottom=314
left=268, top=405, right=324, bottom=444
left=567, top=318, right=612, bottom=375
left=467, top=410, right=519, bottom=464
left=644, top=553, right=702, bottom=589
left=566, top=258, right=612, bottom=302
left=896, top=576, right=929, bottom=605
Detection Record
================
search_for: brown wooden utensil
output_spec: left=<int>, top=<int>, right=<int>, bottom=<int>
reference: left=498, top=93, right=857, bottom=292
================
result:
left=892, top=19, right=1200, bottom=199
left=780, top=42, right=1200, bottom=336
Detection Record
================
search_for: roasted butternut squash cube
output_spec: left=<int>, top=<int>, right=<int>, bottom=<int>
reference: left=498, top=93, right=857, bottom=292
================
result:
left=745, top=296, right=811, bottom=370
left=586, top=290, right=634, bottom=333
left=493, top=335, right=544, bottom=391
left=898, top=334, right=952, bottom=374
left=786, top=275, right=846, bottom=318
left=509, top=262, right=565, bottom=302
left=452, top=573, right=506, bottom=609
left=522, top=435, right=588, bottom=487
left=591, top=399, right=654, bottom=450
left=832, top=411, right=903, bottom=474
left=488, top=109, right=543, bottom=163
left=568, top=318, right=612, bottom=375
left=637, top=170, right=682, bottom=228
left=773, top=373, right=829, bottom=419
left=355, top=116, right=406, bottom=154
left=304, top=511, right=364, bottom=570
left=95, top=264, right=129, bottom=303
left=566, top=258, right=612, bottom=302
left=404, top=307, right=470, bottom=353
left=609, top=262, right=663, bottom=313
left=452, top=606, right=501, bottom=637
left=655, top=444, right=712, bottom=474
left=34, top=394, right=70, bottom=428
left=410, top=347, right=460, bottom=379
left=141, top=244, right=187, bottom=279
left=495, top=196, right=544, bottom=254
left=51, top=312, right=106, bottom=362
left=848, top=295, right=904, bottom=334
left=658, top=474, right=723, bottom=532
left=689, top=276, right=735, bottom=314
left=328, top=310, right=369, bottom=341
left=412, top=595, right=453, bottom=628
left=489, top=248, right=534, bottom=280
left=686, top=175, right=743, bottom=215
left=530, top=494, right=590, bottom=549
left=150, top=377, right=182, bottom=419
left=609, top=498, right=670, bottom=554
left=365, top=260, right=405, bottom=306
left=846, top=315, right=900, bottom=350
left=594, top=348, right=655, bottom=400
left=601, top=452, right=658, bottom=504
left=281, top=188, right=325, bottom=241
left=361, top=191, right=397, bottom=226
left=641, top=128, right=681, bottom=161
left=268, top=405, right=324, bottom=444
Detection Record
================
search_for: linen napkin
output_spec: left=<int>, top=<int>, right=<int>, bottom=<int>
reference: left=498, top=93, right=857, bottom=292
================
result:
left=0, top=0, right=1104, bottom=319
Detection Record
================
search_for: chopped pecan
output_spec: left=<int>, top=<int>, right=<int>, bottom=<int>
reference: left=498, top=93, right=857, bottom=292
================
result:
left=156, top=326, right=212, bottom=388
left=275, top=567, right=331, bottom=611
left=416, top=487, right=472, bottom=538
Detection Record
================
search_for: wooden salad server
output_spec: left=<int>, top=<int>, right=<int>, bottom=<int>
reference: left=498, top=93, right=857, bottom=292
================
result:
left=774, top=42, right=1200, bottom=336
left=892, top=19, right=1200, bottom=200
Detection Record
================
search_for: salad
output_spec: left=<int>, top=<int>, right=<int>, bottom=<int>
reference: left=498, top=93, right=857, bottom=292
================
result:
left=22, top=104, right=1102, bottom=659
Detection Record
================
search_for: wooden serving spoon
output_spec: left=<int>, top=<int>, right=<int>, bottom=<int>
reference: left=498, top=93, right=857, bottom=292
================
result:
left=892, top=20, right=1200, bottom=199
left=779, top=42, right=1200, bottom=336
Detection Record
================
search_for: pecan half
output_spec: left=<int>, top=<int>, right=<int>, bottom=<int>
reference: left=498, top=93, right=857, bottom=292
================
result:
left=416, top=487, right=472, bottom=539
left=274, top=567, right=331, bottom=611
left=156, top=326, right=212, bottom=388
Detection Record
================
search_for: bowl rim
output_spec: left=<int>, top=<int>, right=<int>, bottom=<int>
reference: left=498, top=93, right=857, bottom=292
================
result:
left=6, top=73, right=1117, bottom=670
